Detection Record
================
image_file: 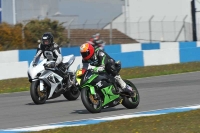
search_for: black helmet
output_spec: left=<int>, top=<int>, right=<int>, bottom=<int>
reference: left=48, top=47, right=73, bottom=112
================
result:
left=41, top=32, right=54, bottom=47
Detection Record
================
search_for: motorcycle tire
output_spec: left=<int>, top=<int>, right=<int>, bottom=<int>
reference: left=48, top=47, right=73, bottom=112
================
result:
left=122, top=79, right=140, bottom=109
left=63, top=86, right=80, bottom=100
left=81, top=87, right=102, bottom=113
left=30, top=80, right=47, bottom=104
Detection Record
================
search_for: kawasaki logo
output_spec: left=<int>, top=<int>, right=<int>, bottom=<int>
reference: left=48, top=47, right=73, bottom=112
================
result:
left=96, top=81, right=103, bottom=88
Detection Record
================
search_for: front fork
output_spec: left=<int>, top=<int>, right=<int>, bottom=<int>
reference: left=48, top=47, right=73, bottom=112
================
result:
left=39, top=80, right=45, bottom=92
left=88, top=86, right=96, bottom=95
left=83, top=85, right=98, bottom=99
left=32, top=79, right=46, bottom=92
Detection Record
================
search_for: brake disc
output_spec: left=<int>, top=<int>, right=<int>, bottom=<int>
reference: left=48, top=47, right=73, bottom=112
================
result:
left=89, top=94, right=98, bottom=105
left=37, top=87, right=45, bottom=98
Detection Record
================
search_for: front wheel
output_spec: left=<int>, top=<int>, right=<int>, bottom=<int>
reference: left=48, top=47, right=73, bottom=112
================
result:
left=122, top=79, right=140, bottom=109
left=81, top=87, right=102, bottom=113
left=30, top=80, right=48, bottom=104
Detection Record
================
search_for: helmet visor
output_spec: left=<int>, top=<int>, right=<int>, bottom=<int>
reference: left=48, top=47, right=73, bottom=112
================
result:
left=43, top=39, right=50, bottom=45
left=81, top=50, right=90, bottom=59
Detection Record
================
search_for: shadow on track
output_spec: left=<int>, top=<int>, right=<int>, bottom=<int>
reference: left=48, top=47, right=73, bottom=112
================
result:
left=26, top=99, right=79, bottom=105
left=71, top=107, right=126, bottom=114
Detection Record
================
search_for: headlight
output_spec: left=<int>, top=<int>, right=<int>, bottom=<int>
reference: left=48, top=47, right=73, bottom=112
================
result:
left=37, top=73, right=41, bottom=77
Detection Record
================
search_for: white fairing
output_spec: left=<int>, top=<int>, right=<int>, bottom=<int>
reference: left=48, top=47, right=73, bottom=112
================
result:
left=28, top=59, right=47, bottom=79
left=62, top=54, right=74, bottom=63
left=28, top=54, right=75, bottom=80
left=28, top=54, right=77, bottom=99
left=62, top=55, right=75, bottom=73
left=39, top=71, right=63, bottom=98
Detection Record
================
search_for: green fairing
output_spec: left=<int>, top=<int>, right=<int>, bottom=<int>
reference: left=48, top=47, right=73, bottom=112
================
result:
left=80, top=68, right=119, bottom=107
left=85, top=74, right=98, bottom=84
left=101, top=85, right=119, bottom=106
left=81, top=74, right=98, bottom=95
left=82, top=85, right=96, bottom=95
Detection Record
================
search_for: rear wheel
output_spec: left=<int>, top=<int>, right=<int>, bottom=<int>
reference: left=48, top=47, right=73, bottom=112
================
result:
left=30, top=80, right=48, bottom=104
left=122, top=79, right=140, bottom=109
left=63, top=85, right=80, bottom=100
left=81, top=87, right=102, bottom=113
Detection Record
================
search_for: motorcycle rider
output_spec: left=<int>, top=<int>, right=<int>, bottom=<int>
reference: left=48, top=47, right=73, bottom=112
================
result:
left=80, top=42, right=134, bottom=97
left=32, top=32, right=75, bottom=87
left=32, top=32, right=62, bottom=68
left=87, top=33, right=105, bottom=51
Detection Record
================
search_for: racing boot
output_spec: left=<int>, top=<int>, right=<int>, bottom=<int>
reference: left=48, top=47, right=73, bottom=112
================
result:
left=123, top=85, right=134, bottom=97
left=114, top=75, right=134, bottom=97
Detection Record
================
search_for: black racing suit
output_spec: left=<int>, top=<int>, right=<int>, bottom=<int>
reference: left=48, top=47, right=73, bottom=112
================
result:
left=82, top=48, right=125, bottom=97
left=33, top=43, right=63, bottom=66
left=82, top=49, right=119, bottom=77
left=82, top=49, right=134, bottom=96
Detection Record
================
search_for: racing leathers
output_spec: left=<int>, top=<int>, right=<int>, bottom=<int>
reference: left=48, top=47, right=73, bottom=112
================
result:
left=32, top=43, right=63, bottom=67
left=87, top=40, right=105, bottom=51
left=82, top=49, right=133, bottom=95
left=92, top=39, right=105, bottom=50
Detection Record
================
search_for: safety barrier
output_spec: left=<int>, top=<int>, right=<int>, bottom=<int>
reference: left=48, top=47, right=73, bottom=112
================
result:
left=0, top=41, right=199, bottom=80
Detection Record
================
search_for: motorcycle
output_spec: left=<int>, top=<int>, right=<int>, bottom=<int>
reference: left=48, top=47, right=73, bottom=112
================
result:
left=28, top=54, right=80, bottom=104
left=76, top=62, right=140, bottom=113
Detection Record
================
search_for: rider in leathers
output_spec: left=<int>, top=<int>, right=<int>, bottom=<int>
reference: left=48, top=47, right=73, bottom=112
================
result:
left=87, top=33, right=105, bottom=51
left=32, top=32, right=62, bottom=67
left=80, top=43, right=134, bottom=97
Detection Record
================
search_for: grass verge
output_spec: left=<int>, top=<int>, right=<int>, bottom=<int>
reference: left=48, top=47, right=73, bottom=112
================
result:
left=1, top=62, right=200, bottom=94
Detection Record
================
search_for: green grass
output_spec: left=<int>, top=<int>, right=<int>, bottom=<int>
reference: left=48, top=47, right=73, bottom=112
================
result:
left=30, top=109, right=200, bottom=133
left=119, top=62, right=200, bottom=79
left=1, top=62, right=200, bottom=94
left=0, top=78, right=29, bottom=94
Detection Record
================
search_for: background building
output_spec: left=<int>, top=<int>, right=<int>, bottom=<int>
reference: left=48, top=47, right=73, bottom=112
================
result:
left=105, top=0, right=200, bottom=42
left=2, top=0, right=200, bottom=43
left=1, top=0, right=123, bottom=27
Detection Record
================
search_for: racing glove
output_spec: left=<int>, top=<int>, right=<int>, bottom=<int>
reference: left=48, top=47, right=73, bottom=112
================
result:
left=44, top=62, right=55, bottom=68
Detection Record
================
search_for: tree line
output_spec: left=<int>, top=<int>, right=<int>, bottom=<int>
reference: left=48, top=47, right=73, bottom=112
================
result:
left=0, top=18, right=68, bottom=51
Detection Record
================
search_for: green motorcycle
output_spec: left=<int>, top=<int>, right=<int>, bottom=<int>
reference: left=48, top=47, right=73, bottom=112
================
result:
left=76, top=65, right=140, bottom=113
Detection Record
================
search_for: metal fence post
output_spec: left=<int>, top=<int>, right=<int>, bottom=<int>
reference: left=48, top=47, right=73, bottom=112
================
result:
left=137, top=17, right=142, bottom=41
left=83, top=20, right=87, bottom=29
left=110, top=19, right=113, bottom=45
left=97, top=19, right=102, bottom=29
left=161, top=16, right=165, bottom=41
left=124, top=0, right=127, bottom=34
left=67, top=19, right=74, bottom=47
left=21, top=20, right=30, bottom=49
left=175, top=15, right=188, bottom=41
left=183, top=15, right=188, bottom=41
left=173, top=16, right=177, bottom=41
left=149, top=15, right=154, bottom=43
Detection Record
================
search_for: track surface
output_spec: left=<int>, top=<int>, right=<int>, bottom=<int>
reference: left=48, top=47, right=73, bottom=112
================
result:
left=0, top=72, right=200, bottom=129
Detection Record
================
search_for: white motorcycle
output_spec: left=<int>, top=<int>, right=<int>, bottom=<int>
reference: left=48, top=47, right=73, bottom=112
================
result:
left=28, top=54, right=80, bottom=104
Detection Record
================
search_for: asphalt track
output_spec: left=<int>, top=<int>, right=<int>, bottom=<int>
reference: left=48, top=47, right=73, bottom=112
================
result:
left=0, top=72, right=200, bottom=129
